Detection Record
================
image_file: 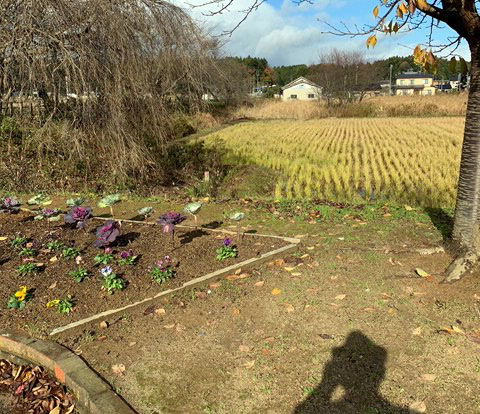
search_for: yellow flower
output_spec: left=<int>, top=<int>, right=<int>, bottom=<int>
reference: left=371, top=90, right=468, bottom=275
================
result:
left=46, top=299, right=60, bottom=308
left=15, top=286, right=27, bottom=302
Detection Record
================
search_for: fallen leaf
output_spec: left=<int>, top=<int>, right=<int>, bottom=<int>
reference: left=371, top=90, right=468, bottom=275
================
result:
left=274, top=259, right=285, bottom=266
left=388, top=308, right=396, bottom=315
left=473, top=293, right=480, bottom=301
left=65, top=406, right=75, bottom=414
left=285, top=304, right=295, bottom=313
left=0, top=236, right=7, bottom=241
left=48, top=281, right=57, bottom=289
left=176, top=324, right=186, bottom=332
left=143, top=305, right=155, bottom=316
left=111, top=364, right=126, bottom=376
left=409, top=401, right=426, bottom=413
left=319, top=333, right=334, bottom=340
left=49, top=256, right=58, bottom=263
left=421, top=374, right=436, bottom=382
left=415, top=268, right=430, bottom=278
left=412, top=327, right=423, bottom=336
left=335, top=294, right=346, bottom=300
left=383, top=213, right=392, bottom=218
left=49, top=407, right=61, bottom=414
left=330, top=275, right=338, bottom=281
left=195, top=291, right=207, bottom=299
left=237, top=273, right=251, bottom=279
left=307, top=246, right=315, bottom=250
left=404, top=205, right=414, bottom=211
left=99, top=321, right=109, bottom=329
left=235, top=268, right=242, bottom=275
left=452, top=325, right=465, bottom=335
left=209, top=282, right=221, bottom=289
left=239, top=345, right=250, bottom=352
left=163, top=324, right=175, bottom=329
left=243, top=360, right=255, bottom=369
left=232, top=308, right=241, bottom=316
left=271, top=288, right=282, bottom=296
left=26, top=242, right=33, bottom=248
left=284, top=267, right=295, bottom=272
left=291, top=272, right=302, bottom=276
left=129, top=342, right=137, bottom=347
left=155, top=308, right=166, bottom=315
left=362, top=307, right=376, bottom=312
left=225, top=274, right=238, bottom=280
left=254, top=281, right=265, bottom=287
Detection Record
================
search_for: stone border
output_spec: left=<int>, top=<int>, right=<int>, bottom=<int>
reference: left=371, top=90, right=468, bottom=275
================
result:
left=0, top=331, right=136, bottom=414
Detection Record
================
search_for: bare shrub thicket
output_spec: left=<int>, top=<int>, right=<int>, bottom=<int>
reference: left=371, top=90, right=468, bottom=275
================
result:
left=0, top=0, right=219, bottom=190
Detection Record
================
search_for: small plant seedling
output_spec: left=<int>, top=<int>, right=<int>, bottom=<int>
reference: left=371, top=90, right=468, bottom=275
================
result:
left=119, top=250, right=138, bottom=266
left=27, top=194, right=51, bottom=206
left=19, top=247, right=38, bottom=257
left=69, top=268, right=89, bottom=282
left=137, top=206, right=154, bottom=220
left=150, top=256, right=175, bottom=283
left=216, top=238, right=238, bottom=261
left=34, top=208, right=61, bottom=222
left=47, top=240, right=65, bottom=251
left=47, top=296, right=75, bottom=314
left=100, top=267, right=126, bottom=294
left=98, top=194, right=121, bottom=218
left=17, top=263, right=40, bottom=275
left=62, top=247, right=81, bottom=260
left=95, top=248, right=114, bottom=265
left=184, top=202, right=202, bottom=229
left=66, top=197, right=86, bottom=207
left=11, top=236, right=27, bottom=249
left=7, top=286, right=32, bottom=309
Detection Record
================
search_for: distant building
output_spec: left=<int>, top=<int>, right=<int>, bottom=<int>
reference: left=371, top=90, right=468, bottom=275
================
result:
left=395, top=72, right=436, bottom=96
left=281, top=77, right=322, bottom=101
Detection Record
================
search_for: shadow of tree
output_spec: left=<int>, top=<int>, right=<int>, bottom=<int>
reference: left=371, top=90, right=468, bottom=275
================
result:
left=424, top=207, right=454, bottom=241
left=178, top=229, right=209, bottom=245
left=294, top=331, right=409, bottom=414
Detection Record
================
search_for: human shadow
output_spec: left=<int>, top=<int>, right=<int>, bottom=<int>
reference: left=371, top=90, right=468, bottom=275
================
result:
left=424, top=207, right=453, bottom=241
left=294, top=331, right=409, bottom=414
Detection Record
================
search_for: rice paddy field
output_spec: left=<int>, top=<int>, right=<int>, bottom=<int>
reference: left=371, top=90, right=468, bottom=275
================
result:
left=203, top=117, right=465, bottom=207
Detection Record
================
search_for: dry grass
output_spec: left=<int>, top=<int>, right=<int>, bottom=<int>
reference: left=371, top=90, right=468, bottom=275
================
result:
left=234, top=94, right=468, bottom=120
left=203, top=117, right=465, bottom=207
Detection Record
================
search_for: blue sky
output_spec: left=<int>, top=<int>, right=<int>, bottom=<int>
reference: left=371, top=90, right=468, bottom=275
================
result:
left=182, top=0, right=471, bottom=66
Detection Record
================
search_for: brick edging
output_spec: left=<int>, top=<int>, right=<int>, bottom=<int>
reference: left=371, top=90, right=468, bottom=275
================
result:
left=0, top=331, right=136, bottom=414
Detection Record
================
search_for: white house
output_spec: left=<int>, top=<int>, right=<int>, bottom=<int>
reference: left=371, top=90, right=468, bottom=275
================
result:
left=281, top=77, right=322, bottom=101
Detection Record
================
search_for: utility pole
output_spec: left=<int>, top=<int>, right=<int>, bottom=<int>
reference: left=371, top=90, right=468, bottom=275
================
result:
left=389, top=64, right=393, bottom=96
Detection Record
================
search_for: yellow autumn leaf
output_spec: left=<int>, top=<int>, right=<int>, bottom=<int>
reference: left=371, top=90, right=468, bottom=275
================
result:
left=272, top=288, right=282, bottom=296
left=416, top=0, right=429, bottom=10
left=415, top=268, right=430, bottom=278
left=366, top=35, right=377, bottom=48
left=452, top=325, right=465, bottom=335
left=46, top=299, right=60, bottom=308
left=373, top=5, right=379, bottom=18
left=0, top=236, right=7, bottom=241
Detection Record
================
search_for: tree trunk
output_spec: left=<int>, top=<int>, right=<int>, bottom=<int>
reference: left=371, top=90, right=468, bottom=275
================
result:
left=445, top=41, right=480, bottom=282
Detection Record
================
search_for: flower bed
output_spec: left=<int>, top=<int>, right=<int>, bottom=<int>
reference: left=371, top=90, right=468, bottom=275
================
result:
left=0, top=212, right=288, bottom=333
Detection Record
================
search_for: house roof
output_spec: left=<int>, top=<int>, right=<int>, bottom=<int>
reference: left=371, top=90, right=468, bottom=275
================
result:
left=282, top=77, right=321, bottom=91
left=396, top=72, right=434, bottom=79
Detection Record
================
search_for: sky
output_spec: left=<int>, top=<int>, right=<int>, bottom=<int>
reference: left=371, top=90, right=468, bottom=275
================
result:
left=180, top=0, right=471, bottom=66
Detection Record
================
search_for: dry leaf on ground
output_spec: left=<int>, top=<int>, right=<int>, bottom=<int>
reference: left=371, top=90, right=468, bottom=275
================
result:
left=409, top=401, right=426, bottom=413
left=239, top=345, right=250, bottom=352
left=421, top=374, right=437, bottom=382
left=111, top=364, right=126, bottom=376
left=272, top=288, right=282, bottom=296
left=285, top=304, right=295, bottom=313
left=254, top=281, right=265, bottom=287
left=335, top=294, right=346, bottom=300
left=412, top=327, right=423, bottom=336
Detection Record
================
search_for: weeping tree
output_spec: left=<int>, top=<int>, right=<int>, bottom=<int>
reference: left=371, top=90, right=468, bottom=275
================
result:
left=0, top=0, right=216, bottom=186
left=193, top=0, right=480, bottom=282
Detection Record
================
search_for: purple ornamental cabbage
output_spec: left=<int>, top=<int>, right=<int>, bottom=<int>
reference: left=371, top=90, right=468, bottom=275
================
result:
left=157, top=212, right=186, bottom=233
left=64, top=206, right=93, bottom=229
left=95, top=220, right=120, bottom=248
left=0, top=196, right=21, bottom=214
left=42, top=208, right=60, bottom=218
left=120, top=250, right=133, bottom=259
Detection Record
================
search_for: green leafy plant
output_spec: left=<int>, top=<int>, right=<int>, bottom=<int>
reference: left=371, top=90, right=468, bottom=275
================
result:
left=47, top=240, right=65, bottom=251
left=150, top=256, right=175, bottom=283
left=66, top=197, right=86, bottom=207
left=16, top=263, right=41, bottom=275
left=137, top=206, right=154, bottom=220
left=19, top=247, right=38, bottom=257
left=98, top=194, right=121, bottom=218
left=95, top=248, right=114, bottom=265
left=119, top=250, right=138, bottom=266
left=11, top=236, right=27, bottom=249
left=69, top=268, right=89, bottom=282
left=216, top=238, right=238, bottom=261
left=62, top=247, right=81, bottom=260
left=7, top=286, right=33, bottom=309
left=100, top=267, right=126, bottom=294
left=184, top=202, right=202, bottom=228
left=47, top=296, right=75, bottom=314
left=27, top=194, right=52, bottom=206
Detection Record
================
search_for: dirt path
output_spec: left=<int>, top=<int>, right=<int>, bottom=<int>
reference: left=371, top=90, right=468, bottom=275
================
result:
left=51, top=205, right=480, bottom=414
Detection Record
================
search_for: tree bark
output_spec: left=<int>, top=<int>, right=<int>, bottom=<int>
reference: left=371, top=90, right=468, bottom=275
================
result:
left=445, top=41, right=480, bottom=282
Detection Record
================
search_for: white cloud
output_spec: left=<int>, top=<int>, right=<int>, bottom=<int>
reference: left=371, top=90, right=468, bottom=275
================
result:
left=180, top=0, right=471, bottom=66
